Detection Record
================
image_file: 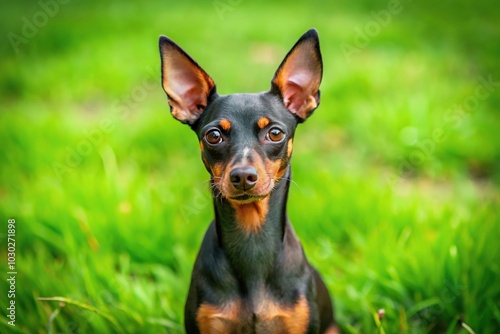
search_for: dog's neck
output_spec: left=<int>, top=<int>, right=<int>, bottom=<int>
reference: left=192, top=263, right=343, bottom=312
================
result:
left=212, top=167, right=292, bottom=279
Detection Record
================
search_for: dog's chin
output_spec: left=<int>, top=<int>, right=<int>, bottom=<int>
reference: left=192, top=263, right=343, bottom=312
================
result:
left=227, top=194, right=268, bottom=205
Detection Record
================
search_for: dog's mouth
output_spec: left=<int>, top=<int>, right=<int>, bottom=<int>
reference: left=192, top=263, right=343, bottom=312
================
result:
left=229, top=193, right=268, bottom=204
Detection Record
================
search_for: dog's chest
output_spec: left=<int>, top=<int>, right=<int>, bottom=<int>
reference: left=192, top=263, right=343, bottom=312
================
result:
left=196, top=290, right=310, bottom=334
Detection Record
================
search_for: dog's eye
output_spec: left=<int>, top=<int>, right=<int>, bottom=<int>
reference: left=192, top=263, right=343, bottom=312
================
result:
left=267, top=128, right=285, bottom=142
left=205, top=129, right=223, bottom=145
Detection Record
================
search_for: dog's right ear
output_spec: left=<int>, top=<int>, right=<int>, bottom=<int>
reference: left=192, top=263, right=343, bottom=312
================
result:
left=159, top=36, right=216, bottom=125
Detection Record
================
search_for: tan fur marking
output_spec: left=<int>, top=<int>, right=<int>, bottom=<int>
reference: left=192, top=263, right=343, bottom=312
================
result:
left=265, top=158, right=287, bottom=182
left=200, top=140, right=205, bottom=152
left=276, top=166, right=287, bottom=180
left=219, top=119, right=231, bottom=131
left=211, top=163, right=224, bottom=179
left=284, top=297, right=310, bottom=334
left=257, top=117, right=270, bottom=129
left=231, top=197, right=269, bottom=234
left=196, top=302, right=240, bottom=333
left=323, top=325, right=341, bottom=334
left=287, top=138, right=293, bottom=158
left=257, top=296, right=310, bottom=334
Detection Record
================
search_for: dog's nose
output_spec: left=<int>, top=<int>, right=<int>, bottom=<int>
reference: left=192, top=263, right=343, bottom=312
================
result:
left=230, top=166, right=258, bottom=191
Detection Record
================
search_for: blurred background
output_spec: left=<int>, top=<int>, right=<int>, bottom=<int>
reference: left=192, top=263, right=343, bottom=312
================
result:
left=1, top=0, right=499, bottom=333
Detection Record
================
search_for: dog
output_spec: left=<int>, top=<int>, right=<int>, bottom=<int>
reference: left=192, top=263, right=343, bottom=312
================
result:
left=159, top=28, right=338, bottom=334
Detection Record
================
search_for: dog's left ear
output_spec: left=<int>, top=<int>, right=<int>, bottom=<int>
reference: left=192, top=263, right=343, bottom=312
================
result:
left=271, top=29, right=323, bottom=122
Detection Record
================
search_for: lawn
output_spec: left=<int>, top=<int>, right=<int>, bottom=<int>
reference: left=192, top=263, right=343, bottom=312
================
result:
left=0, top=0, right=499, bottom=333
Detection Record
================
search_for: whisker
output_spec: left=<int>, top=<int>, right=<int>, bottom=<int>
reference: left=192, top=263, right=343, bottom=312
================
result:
left=264, top=171, right=301, bottom=192
left=283, top=177, right=300, bottom=191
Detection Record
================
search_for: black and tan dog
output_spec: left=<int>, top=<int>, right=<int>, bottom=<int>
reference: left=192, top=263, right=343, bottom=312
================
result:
left=159, top=29, right=338, bottom=334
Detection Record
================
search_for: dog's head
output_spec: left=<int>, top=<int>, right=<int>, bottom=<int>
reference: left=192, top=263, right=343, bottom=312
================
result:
left=159, top=29, right=323, bottom=204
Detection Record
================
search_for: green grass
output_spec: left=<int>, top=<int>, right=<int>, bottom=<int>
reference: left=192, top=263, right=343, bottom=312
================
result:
left=1, top=0, right=499, bottom=333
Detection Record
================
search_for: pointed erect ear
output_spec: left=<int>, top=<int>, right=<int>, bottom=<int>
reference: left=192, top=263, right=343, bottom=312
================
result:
left=271, top=29, right=323, bottom=121
left=159, top=36, right=216, bottom=125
